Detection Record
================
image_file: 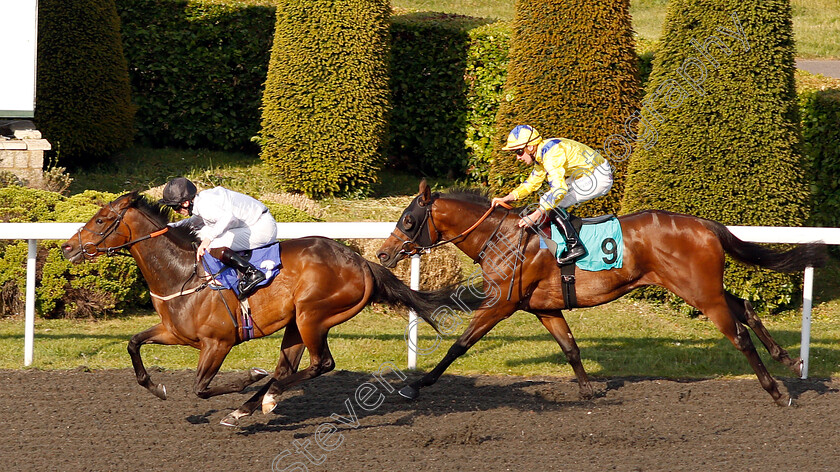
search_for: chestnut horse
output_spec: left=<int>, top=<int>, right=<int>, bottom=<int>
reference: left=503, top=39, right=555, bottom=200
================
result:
left=377, top=181, right=826, bottom=405
left=61, top=192, right=465, bottom=427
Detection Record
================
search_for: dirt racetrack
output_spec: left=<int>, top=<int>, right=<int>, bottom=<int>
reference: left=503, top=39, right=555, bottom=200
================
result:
left=1, top=368, right=838, bottom=471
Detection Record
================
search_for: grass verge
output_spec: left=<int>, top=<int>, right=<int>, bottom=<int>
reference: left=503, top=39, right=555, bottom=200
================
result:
left=2, top=296, right=838, bottom=379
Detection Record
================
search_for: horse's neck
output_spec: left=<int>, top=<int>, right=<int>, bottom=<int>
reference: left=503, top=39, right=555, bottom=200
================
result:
left=127, top=220, right=198, bottom=292
left=437, top=200, right=512, bottom=261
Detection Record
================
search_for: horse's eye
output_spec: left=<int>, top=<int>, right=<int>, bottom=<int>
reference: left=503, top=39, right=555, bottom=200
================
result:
left=402, top=215, right=414, bottom=230
left=96, top=218, right=103, bottom=225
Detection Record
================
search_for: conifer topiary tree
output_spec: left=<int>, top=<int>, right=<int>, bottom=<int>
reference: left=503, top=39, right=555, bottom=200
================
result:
left=36, top=0, right=135, bottom=166
left=621, top=0, right=807, bottom=312
left=259, top=0, right=390, bottom=197
left=489, top=0, right=640, bottom=217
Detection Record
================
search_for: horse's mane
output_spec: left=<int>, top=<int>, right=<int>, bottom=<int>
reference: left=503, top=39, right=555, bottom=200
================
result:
left=125, top=191, right=199, bottom=247
left=441, top=186, right=533, bottom=213
left=440, top=186, right=492, bottom=207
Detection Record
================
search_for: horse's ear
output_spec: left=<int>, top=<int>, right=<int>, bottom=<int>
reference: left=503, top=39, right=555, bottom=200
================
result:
left=418, top=179, right=431, bottom=206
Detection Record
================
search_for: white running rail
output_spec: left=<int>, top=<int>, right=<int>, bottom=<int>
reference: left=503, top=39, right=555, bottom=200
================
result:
left=2, top=222, right=839, bottom=379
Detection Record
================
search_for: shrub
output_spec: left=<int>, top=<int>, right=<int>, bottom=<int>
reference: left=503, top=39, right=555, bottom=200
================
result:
left=35, top=0, right=135, bottom=166
left=488, top=0, right=640, bottom=217
left=621, top=1, right=808, bottom=313
left=0, top=189, right=151, bottom=318
left=464, top=22, right=511, bottom=184
left=117, top=0, right=275, bottom=151
left=263, top=202, right=320, bottom=223
left=388, top=13, right=494, bottom=177
left=797, top=71, right=840, bottom=229
left=259, top=0, right=391, bottom=197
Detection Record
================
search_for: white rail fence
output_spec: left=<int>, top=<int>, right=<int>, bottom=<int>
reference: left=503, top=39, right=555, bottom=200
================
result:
left=3, top=222, right=840, bottom=379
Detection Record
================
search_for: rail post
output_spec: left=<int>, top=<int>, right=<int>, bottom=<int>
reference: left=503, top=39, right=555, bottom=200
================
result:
left=407, top=254, right=421, bottom=369
left=24, top=238, right=37, bottom=366
left=800, top=266, right=814, bottom=379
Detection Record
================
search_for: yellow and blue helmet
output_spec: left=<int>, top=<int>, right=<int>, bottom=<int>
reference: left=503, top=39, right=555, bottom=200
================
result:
left=502, top=125, right=541, bottom=151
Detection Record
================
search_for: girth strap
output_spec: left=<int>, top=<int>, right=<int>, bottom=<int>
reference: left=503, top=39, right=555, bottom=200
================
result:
left=561, top=263, right=577, bottom=310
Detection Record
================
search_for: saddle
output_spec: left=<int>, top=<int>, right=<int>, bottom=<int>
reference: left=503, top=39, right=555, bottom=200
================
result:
left=538, top=212, right=623, bottom=310
left=201, top=242, right=283, bottom=297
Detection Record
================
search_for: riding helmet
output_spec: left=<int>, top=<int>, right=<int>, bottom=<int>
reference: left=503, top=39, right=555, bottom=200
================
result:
left=502, top=125, right=541, bottom=151
left=160, top=177, right=198, bottom=207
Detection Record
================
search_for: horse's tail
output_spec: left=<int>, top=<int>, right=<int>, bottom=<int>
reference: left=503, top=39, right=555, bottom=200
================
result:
left=366, top=261, right=484, bottom=334
left=704, top=220, right=827, bottom=272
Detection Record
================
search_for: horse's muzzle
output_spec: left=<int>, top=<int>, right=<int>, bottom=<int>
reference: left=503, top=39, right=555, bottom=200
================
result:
left=61, top=242, right=84, bottom=264
left=377, top=250, right=399, bottom=269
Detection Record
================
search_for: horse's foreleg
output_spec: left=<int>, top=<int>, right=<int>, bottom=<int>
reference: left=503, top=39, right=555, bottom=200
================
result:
left=726, top=293, right=802, bottom=376
left=192, top=339, right=244, bottom=399
left=400, top=306, right=513, bottom=401
left=221, top=324, right=306, bottom=427
left=536, top=312, right=593, bottom=399
left=128, top=324, right=184, bottom=400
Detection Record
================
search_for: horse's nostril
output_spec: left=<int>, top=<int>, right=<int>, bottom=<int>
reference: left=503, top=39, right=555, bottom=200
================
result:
left=376, top=251, right=388, bottom=261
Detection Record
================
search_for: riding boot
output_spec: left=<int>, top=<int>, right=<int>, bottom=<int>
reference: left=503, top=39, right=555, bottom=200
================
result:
left=217, top=248, right=266, bottom=300
left=552, top=209, right=586, bottom=266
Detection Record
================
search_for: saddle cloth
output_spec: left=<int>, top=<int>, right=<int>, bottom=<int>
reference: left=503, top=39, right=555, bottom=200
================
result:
left=200, top=242, right=282, bottom=296
left=539, top=215, right=623, bottom=271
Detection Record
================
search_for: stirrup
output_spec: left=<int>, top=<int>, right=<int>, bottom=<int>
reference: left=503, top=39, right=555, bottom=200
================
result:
left=237, top=269, right=266, bottom=300
left=556, top=245, right=586, bottom=266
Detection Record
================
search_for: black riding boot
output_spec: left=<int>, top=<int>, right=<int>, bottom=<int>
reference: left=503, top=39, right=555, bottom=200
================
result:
left=218, top=248, right=266, bottom=300
left=552, top=209, right=586, bottom=266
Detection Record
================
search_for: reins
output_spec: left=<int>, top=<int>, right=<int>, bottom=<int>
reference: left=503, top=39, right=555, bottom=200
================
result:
left=104, top=227, right=171, bottom=256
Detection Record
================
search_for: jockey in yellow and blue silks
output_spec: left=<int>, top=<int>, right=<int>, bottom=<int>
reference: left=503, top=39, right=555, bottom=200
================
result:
left=491, top=125, right=614, bottom=265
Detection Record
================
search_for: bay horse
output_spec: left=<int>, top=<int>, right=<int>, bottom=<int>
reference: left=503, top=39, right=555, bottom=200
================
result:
left=376, top=181, right=826, bottom=405
left=61, top=191, right=467, bottom=427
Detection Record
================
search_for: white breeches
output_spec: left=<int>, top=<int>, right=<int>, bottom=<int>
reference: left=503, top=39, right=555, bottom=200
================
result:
left=207, top=212, right=278, bottom=251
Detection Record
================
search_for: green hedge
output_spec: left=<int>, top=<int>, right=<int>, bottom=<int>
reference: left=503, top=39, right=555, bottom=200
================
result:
left=259, top=0, right=391, bottom=197
left=488, top=0, right=640, bottom=217
left=110, top=1, right=836, bottom=202
left=798, top=71, right=840, bottom=228
left=463, top=22, right=511, bottom=183
left=621, top=1, right=807, bottom=313
left=117, top=0, right=274, bottom=151
left=388, top=13, right=494, bottom=177
left=0, top=189, right=147, bottom=318
left=36, top=0, right=135, bottom=166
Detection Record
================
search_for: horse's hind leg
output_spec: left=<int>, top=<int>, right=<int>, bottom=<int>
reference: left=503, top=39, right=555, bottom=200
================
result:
left=262, top=331, right=337, bottom=415
left=726, top=293, right=802, bottom=376
left=221, top=325, right=306, bottom=427
left=699, top=299, right=789, bottom=406
left=127, top=324, right=183, bottom=400
left=535, top=312, right=593, bottom=399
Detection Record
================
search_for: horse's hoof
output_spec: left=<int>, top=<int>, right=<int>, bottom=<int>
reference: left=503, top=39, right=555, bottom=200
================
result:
left=250, top=367, right=269, bottom=380
left=262, top=394, right=278, bottom=415
left=794, top=358, right=804, bottom=376
left=775, top=395, right=793, bottom=407
left=152, top=384, right=167, bottom=400
left=220, top=414, right=240, bottom=427
left=398, top=385, right=419, bottom=400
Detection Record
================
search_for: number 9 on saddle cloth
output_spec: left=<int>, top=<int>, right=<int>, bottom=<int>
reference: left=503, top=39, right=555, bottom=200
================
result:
left=540, top=213, right=624, bottom=271
left=201, top=243, right=282, bottom=297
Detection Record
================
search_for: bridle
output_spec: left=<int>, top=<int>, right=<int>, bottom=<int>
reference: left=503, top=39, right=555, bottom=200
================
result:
left=73, top=202, right=170, bottom=258
left=390, top=194, right=512, bottom=257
